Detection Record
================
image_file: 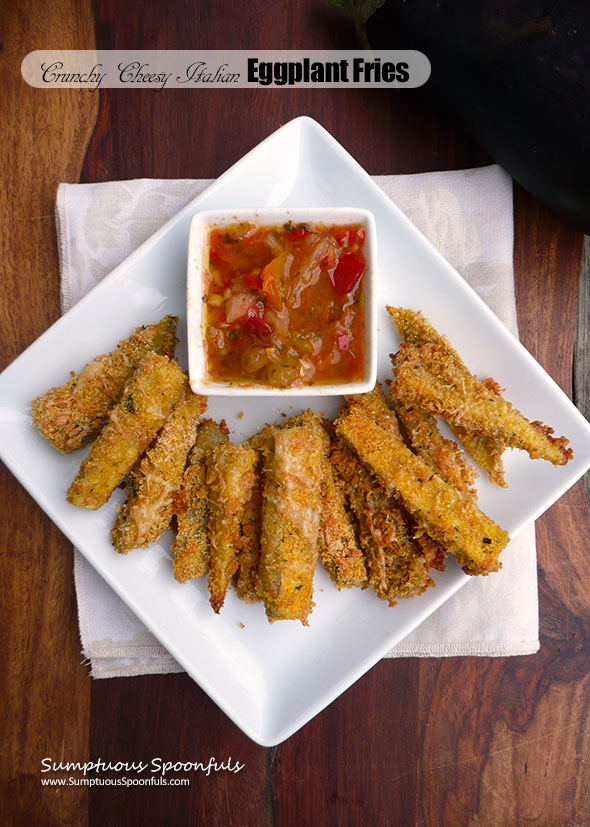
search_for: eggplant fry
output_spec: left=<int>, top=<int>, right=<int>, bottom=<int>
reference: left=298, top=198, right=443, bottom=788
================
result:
left=450, top=377, right=506, bottom=486
left=233, top=450, right=263, bottom=603
left=229, top=424, right=279, bottom=601
left=207, top=443, right=258, bottom=613
left=232, top=425, right=277, bottom=602
left=452, top=424, right=507, bottom=487
left=258, top=411, right=325, bottom=625
left=346, top=382, right=403, bottom=439
left=386, top=306, right=507, bottom=483
left=341, top=386, right=438, bottom=599
left=247, top=425, right=274, bottom=454
left=172, top=419, right=229, bottom=583
left=395, top=403, right=478, bottom=498
left=330, top=436, right=434, bottom=603
left=335, top=403, right=510, bottom=575
left=318, top=452, right=367, bottom=589
left=33, top=316, right=178, bottom=453
left=67, top=354, right=186, bottom=510
left=347, top=384, right=449, bottom=577
left=285, top=411, right=366, bottom=589
left=392, top=342, right=572, bottom=466
left=414, top=531, right=447, bottom=573
left=111, top=388, right=208, bottom=553
left=386, top=305, right=447, bottom=348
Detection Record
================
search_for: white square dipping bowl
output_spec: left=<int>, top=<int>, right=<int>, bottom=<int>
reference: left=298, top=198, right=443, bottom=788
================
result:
left=186, top=206, right=378, bottom=396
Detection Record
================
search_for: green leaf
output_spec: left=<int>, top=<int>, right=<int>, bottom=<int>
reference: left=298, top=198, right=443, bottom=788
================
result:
left=327, top=0, right=385, bottom=49
left=328, top=0, right=385, bottom=23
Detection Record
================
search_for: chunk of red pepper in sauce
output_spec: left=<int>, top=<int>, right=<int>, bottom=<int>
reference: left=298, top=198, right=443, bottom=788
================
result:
left=287, top=226, right=310, bottom=242
left=243, top=273, right=262, bottom=291
left=332, top=250, right=366, bottom=294
left=243, top=305, right=272, bottom=339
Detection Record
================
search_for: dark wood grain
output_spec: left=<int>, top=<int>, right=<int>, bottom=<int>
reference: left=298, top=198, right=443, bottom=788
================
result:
left=88, top=675, right=267, bottom=827
left=0, top=2, right=98, bottom=825
left=574, top=236, right=590, bottom=507
left=2, top=1, right=590, bottom=826
left=270, top=659, right=420, bottom=826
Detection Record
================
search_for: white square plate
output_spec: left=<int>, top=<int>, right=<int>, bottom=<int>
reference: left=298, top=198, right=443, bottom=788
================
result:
left=1, top=116, right=589, bottom=747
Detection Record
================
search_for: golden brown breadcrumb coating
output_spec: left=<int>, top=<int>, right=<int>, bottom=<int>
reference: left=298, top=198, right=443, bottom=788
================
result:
left=386, top=306, right=508, bottom=484
left=67, top=354, right=186, bottom=510
left=233, top=449, right=264, bottom=604
left=318, top=446, right=367, bottom=589
left=172, top=419, right=229, bottom=583
left=32, top=316, right=177, bottom=453
left=452, top=425, right=507, bottom=487
left=335, top=403, right=510, bottom=575
left=395, top=403, right=478, bottom=498
left=112, top=388, right=208, bottom=553
left=391, top=342, right=572, bottom=466
left=258, top=411, right=325, bottom=625
left=346, top=382, right=403, bottom=438
left=343, top=384, right=445, bottom=599
left=330, top=435, right=434, bottom=604
left=207, top=443, right=258, bottom=613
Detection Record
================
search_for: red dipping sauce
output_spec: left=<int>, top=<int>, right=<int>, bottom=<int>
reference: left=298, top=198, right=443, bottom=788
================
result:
left=203, top=221, right=367, bottom=388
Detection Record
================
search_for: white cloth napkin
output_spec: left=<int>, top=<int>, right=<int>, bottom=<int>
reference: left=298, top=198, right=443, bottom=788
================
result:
left=56, top=167, right=539, bottom=678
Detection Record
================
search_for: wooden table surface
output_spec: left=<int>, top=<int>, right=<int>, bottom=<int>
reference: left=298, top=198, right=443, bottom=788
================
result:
left=2, top=3, right=589, bottom=826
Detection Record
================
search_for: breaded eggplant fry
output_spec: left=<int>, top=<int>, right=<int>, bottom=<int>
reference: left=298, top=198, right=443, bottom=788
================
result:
left=112, top=389, right=208, bottom=553
left=284, top=413, right=365, bottom=589
left=229, top=426, right=277, bottom=601
left=335, top=404, right=510, bottom=575
left=395, top=403, right=478, bottom=498
left=386, top=305, right=446, bottom=348
left=452, top=425, right=507, bottom=487
left=247, top=424, right=274, bottom=452
left=449, top=378, right=506, bottom=486
left=318, top=452, right=367, bottom=589
left=392, top=342, right=573, bottom=466
left=258, top=412, right=325, bottom=625
left=414, top=531, right=447, bottom=573
left=348, top=383, right=451, bottom=573
left=346, top=382, right=403, bottom=439
left=207, top=443, right=258, bottom=613
left=172, top=420, right=229, bottom=583
left=33, top=316, right=178, bottom=453
left=330, top=437, right=434, bottom=603
left=67, top=355, right=186, bottom=510
left=386, top=306, right=508, bottom=484
left=233, top=451, right=263, bottom=603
